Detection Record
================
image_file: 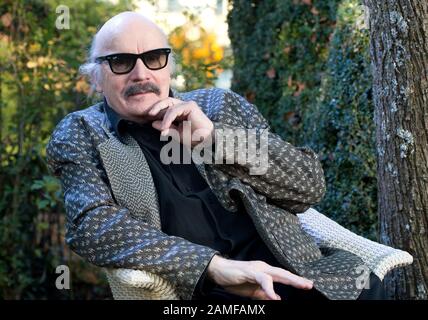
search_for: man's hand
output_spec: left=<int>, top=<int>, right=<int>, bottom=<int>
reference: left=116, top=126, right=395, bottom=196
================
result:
left=142, top=97, right=214, bottom=148
left=206, top=255, right=314, bottom=300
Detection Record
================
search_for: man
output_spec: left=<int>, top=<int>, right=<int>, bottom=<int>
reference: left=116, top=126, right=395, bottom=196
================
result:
left=46, top=12, right=386, bottom=300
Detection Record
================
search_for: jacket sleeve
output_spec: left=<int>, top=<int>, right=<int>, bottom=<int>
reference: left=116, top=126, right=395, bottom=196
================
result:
left=46, top=113, right=219, bottom=300
left=209, top=90, right=326, bottom=214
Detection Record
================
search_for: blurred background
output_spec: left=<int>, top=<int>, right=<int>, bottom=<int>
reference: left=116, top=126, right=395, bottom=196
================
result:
left=0, top=0, right=378, bottom=299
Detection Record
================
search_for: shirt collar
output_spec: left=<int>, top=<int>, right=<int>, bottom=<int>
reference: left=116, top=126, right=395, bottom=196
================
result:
left=104, top=88, right=175, bottom=139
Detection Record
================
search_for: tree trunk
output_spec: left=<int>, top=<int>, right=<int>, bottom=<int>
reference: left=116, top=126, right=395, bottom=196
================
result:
left=365, top=0, right=428, bottom=299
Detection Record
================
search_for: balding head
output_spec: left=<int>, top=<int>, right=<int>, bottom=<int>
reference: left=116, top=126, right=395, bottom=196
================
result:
left=80, top=11, right=174, bottom=124
left=93, top=12, right=169, bottom=59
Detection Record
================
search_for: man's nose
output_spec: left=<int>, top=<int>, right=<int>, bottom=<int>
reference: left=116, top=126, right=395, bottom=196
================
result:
left=129, top=57, right=151, bottom=80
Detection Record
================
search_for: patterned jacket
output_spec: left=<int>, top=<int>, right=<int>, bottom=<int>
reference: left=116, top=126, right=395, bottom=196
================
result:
left=46, top=88, right=368, bottom=300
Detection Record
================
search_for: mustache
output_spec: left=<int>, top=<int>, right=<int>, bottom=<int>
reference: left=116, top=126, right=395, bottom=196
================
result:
left=124, top=82, right=161, bottom=98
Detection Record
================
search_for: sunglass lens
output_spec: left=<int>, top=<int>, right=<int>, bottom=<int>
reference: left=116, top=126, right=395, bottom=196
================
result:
left=110, top=55, right=134, bottom=73
left=144, top=50, right=168, bottom=70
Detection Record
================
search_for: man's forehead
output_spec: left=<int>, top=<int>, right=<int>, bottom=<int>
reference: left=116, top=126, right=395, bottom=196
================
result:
left=94, top=13, right=167, bottom=55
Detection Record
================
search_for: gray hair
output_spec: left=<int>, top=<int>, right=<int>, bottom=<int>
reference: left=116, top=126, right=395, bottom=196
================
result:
left=78, top=36, right=102, bottom=95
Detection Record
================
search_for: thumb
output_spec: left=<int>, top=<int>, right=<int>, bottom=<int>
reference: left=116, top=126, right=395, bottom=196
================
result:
left=152, top=120, right=169, bottom=136
left=258, top=275, right=279, bottom=300
left=152, top=120, right=162, bottom=130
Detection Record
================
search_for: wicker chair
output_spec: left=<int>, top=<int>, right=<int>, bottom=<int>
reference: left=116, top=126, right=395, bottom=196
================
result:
left=103, top=207, right=413, bottom=300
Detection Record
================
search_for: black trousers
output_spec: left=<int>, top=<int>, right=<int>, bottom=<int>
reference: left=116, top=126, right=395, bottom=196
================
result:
left=197, top=272, right=387, bottom=301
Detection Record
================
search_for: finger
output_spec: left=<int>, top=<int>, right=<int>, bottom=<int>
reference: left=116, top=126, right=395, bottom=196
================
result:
left=253, top=287, right=280, bottom=300
left=266, top=267, right=313, bottom=290
left=146, top=100, right=171, bottom=120
left=252, top=287, right=270, bottom=300
left=223, top=283, right=280, bottom=301
left=165, top=123, right=179, bottom=138
left=152, top=120, right=162, bottom=131
left=256, top=289, right=282, bottom=300
left=148, top=97, right=182, bottom=116
left=148, top=103, right=169, bottom=118
left=255, top=273, right=279, bottom=300
left=223, top=283, right=259, bottom=298
left=152, top=120, right=178, bottom=137
left=161, top=104, right=189, bottom=132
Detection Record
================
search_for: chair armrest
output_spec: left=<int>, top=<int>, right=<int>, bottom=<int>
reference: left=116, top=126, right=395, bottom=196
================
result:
left=103, top=268, right=179, bottom=300
left=297, top=208, right=413, bottom=280
left=103, top=207, right=414, bottom=299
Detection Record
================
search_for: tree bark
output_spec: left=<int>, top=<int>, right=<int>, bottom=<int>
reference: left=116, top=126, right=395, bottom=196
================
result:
left=365, top=0, right=428, bottom=299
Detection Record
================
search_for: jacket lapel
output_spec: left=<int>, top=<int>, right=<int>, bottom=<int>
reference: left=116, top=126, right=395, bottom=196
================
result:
left=97, top=124, right=162, bottom=229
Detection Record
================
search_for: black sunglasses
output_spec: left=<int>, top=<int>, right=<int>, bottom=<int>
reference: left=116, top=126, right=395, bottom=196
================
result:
left=95, top=48, right=172, bottom=74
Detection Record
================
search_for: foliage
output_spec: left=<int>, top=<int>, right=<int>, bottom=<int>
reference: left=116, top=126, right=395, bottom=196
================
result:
left=307, top=0, right=377, bottom=239
left=228, top=0, right=340, bottom=140
left=169, top=13, right=232, bottom=91
left=0, top=0, right=232, bottom=300
left=0, top=0, right=135, bottom=299
left=228, top=0, right=377, bottom=239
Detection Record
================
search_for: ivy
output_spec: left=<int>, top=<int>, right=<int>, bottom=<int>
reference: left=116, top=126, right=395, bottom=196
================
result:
left=228, top=0, right=377, bottom=239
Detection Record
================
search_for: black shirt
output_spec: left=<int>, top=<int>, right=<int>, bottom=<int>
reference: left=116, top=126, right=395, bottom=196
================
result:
left=104, top=98, right=281, bottom=299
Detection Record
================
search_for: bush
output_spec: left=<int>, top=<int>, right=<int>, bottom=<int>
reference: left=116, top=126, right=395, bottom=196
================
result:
left=0, top=0, right=135, bottom=299
left=228, top=0, right=377, bottom=239
left=169, top=13, right=232, bottom=91
left=307, top=0, right=377, bottom=239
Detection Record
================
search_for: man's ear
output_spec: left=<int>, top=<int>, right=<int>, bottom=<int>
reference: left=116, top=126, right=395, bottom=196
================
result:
left=95, top=82, right=103, bottom=93
left=92, top=72, right=103, bottom=93
left=91, top=67, right=103, bottom=93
